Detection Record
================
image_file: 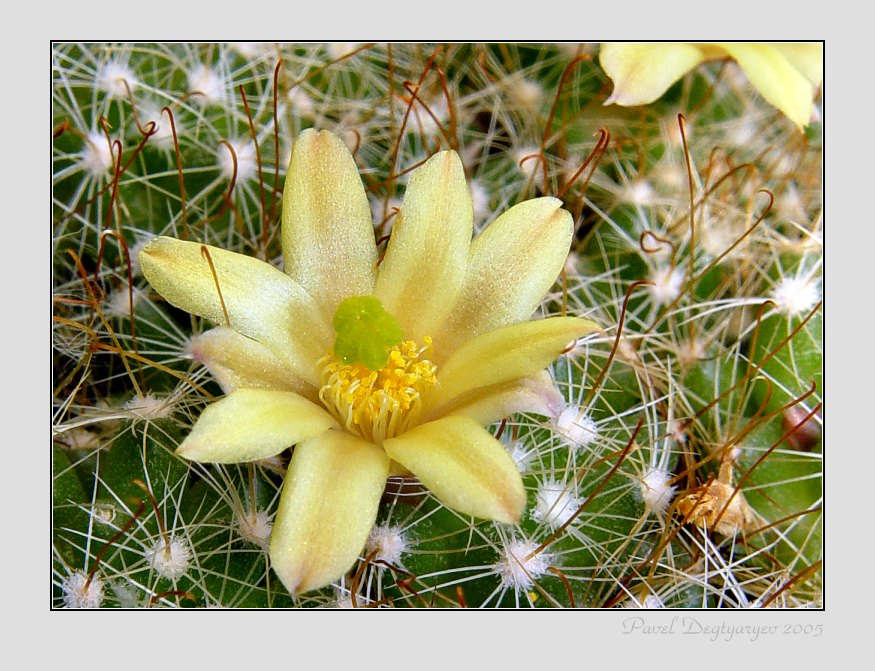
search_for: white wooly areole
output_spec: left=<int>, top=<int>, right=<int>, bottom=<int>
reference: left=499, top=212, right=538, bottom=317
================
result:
left=554, top=405, right=599, bottom=448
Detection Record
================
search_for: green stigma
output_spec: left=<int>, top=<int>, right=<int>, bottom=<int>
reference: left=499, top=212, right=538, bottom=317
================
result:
left=332, top=295, right=403, bottom=370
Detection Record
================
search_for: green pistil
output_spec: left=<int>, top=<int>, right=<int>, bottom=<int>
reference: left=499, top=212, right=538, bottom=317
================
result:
left=332, top=295, right=403, bottom=370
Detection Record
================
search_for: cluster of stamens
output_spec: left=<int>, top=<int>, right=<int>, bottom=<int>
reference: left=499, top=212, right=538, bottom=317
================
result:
left=318, top=338, right=437, bottom=444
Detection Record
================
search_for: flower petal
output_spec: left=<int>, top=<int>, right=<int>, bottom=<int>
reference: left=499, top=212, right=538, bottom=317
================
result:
left=429, top=316, right=598, bottom=415
left=771, top=43, right=823, bottom=89
left=383, top=416, right=525, bottom=524
left=270, top=431, right=389, bottom=594
left=717, top=43, right=817, bottom=129
left=435, top=197, right=573, bottom=357
left=188, top=327, right=315, bottom=398
left=176, top=389, right=336, bottom=463
left=436, top=371, right=565, bottom=426
left=375, top=150, right=472, bottom=342
left=282, top=129, right=378, bottom=317
left=600, top=42, right=707, bottom=106
left=139, top=236, right=330, bottom=385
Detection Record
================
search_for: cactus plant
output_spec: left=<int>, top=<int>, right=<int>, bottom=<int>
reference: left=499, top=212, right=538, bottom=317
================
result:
left=53, top=42, right=822, bottom=608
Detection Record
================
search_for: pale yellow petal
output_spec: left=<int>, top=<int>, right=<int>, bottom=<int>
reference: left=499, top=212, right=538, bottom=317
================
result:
left=770, top=43, right=823, bottom=88
left=176, top=389, right=336, bottom=463
left=383, top=416, right=525, bottom=524
left=600, top=42, right=707, bottom=106
left=270, top=431, right=389, bottom=594
left=718, top=43, right=816, bottom=129
left=375, top=150, right=472, bottom=342
left=433, top=371, right=565, bottom=426
left=139, top=236, right=330, bottom=385
left=430, top=316, right=598, bottom=414
left=282, top=129, right=378, bottom=318
left=435, top=197, right=573, bottom=357
left=188, top=327, right=315, bottom=398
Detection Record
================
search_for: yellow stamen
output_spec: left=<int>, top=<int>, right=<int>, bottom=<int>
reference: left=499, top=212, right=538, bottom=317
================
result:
left=318, top=337, right=437, bottom=444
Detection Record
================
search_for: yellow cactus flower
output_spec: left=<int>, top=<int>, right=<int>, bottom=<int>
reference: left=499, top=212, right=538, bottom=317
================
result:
left=599, top=42, right=823, bottom=130
left=139, top=129, right=597, bottom=594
